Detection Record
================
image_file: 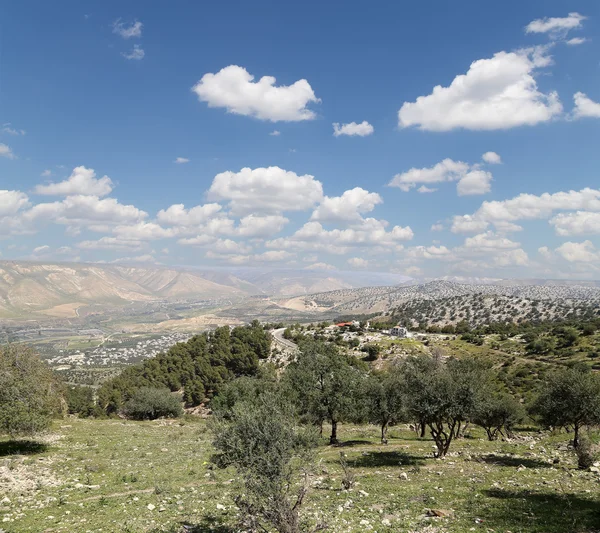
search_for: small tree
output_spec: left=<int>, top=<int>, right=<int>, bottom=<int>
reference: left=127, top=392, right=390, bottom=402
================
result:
left=531, top=367, right=600, bottom=448
left=403, top=356, right=489, bottom=457
left=472, top=393, right=525, bottom=441
left=284, top=340, right=364, bottom=444
left=211, top=395, right=319, bottom=533
left=363, top=369, right=406, bottom=443
left=122, top=387, right=183, bottom=420
left=0, top=345, right=61, bottom=438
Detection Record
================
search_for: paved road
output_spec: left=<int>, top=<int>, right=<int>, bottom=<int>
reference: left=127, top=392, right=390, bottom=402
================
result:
left=272, top=328, right=298, bottom=350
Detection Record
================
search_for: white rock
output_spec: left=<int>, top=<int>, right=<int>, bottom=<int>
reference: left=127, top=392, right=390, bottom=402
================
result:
left=147, top=504, right=155, bottom=511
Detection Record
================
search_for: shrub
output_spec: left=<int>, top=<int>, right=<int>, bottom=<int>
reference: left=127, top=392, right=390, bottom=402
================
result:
left=122, top=388, right=183, bottom=420
left=575, top=437, right=598, bottom=470
left=0, top=345, right=62, bottom=438
left=211, top=395, right=318, bottom=533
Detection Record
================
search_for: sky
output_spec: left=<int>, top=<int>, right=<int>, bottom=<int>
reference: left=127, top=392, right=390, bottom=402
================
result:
left=1, top=0, right=600, bottom=279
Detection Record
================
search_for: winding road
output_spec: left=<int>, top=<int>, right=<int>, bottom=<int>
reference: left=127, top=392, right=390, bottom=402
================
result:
left=271, top=328, right=298, bottom=351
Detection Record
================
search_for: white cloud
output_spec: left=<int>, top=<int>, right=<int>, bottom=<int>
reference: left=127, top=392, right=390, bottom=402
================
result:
left=332, top=121, right=374, bottom=137
left=267, top=218, right=413, bottom=254
left=269, top=130, right=281, bottom=136
left=255, top=250, right=293, bottom=262
left=192, top=65, right=320, bottom=122
left=452, top=187, right=600, bottom=233
left=555, top=240, right=599, bottom=262
left=311, top=187, right=382, bottom=224
left=0, top=190, right=30, bottom=216
left=174, top=157, right=190, bottom=164
left=456, top=170, right=493, bottom=196
left=2, top=124, right=25, bottom=136
left=390, top=159, right=469, bottom=191
left=77, top=237, right=146, bottom=251
left=463, top=231, right=520, bottom=251
left=304, top=262, right=336, bottom=271
left=398, top=49, right=562, bottom=131
left=212, top=239, right=253, bottom=255
left=34, top=166, right=114, bottom=197
left=112, top=19, right=143, bottom=39
left=237, top=214, right=289, bottom=237
left=566, top=37, right=587, bottom=46
left=0, top=144, right=15, bottom=159
left=122, top=45, right=145, bottom=61
left=347, top=257, right=370, bottom=269
left=112, top=222, right=176, bottom=241
left=482, top=151, right=502, bottom=164
left=550, top=211, right=600, bottom=236
left=525, top=12, right=586, bottom=37
left=157, top=203, right=223, bottom=226
left=572, top=92, right=600, bottom=119
left=391, top=157, right=492, bottom=196
left=112, top=254, right=156, bottom=264
left=32, top=245, right=50, bottom=254
left=493, top=248, right=529, bottom=267
left=430, top=223, right=445, bottom=231
left=23, top=195, right=147, bottom=231
left=41, top=170, right=52, bottom=177
left=208, top=166, right=323, bottom=215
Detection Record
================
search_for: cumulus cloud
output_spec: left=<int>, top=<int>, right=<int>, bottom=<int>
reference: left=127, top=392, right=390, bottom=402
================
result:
left=0, top=143, right=15, bottom=159
left=456, top=170, right=493, bottom=196
left=112, top=222, right=177, bottom=241
left=267, top=218, right=413, bottom=255
left=311, top=187, right=382, bottom=224
left=452, top=187, right=600, bottom=233
left=482, top=152, right=502, bottom=164
left=463, top=231, right=521, bottom=251
left=389, top=159, right=469, bottom=192
left=550, top=211, right=600, bottom=236
left=572, top=92, right=600, bottom=119
left=347, top=257, right=370, bottom=269
left=34, top=166, right=114, bottom=197
left=0, top=190, right=30, bottom=216
left=398, top=48, right=562, bottom=131
left=157, top=203, right=223, bottom=227
left=208, top=166, right=323, bottom=215
left=192, top=65, right=320, bottom=122
left=237, top=214, right=289, bottom=237
left=555, top=240, right=599, bottom=262
left=77, top=237, right=146, bottom=251
left=304, top=262, right=336, bottom=271
left=525, top=12, right=586, bottom=37
left=332, top=121, right=374, bottom=137
left=112, top=19, right=143, bottom=39
left=566, top=37, right=587, bottom=46
left=390, top=157, right=493, bottom=196
left=122, top=45, right=145, bottom=60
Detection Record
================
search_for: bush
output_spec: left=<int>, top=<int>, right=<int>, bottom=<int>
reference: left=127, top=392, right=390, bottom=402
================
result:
left=575, top=437, right=598, bottom=470
left=211, top=395, right=318, bottom=533
left=122, top=388, right=183, bottom=420
left=0, top=345, right=62, bottom=438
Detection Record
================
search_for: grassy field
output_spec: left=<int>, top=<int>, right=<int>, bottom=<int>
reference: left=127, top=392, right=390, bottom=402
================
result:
left=1, top=418, right=599, bottom=532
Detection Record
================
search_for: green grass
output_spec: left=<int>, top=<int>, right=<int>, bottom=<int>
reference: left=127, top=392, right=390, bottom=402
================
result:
left=1, top=419, right=599, bottom=532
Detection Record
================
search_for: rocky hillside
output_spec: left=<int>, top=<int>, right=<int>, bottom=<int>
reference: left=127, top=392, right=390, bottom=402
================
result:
left=282, top=280, right=600, bottom=324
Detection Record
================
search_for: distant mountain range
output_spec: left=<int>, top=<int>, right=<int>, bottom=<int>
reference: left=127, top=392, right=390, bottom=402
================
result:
left=0, top=261, right=408, bottom=318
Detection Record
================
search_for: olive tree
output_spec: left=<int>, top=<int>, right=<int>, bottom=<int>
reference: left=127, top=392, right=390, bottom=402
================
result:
left=211, top=394, right=319, bottom=533
left=0, top=345, right=61, bottom=438
left=284, top=340, right=364, bottom=445
left=472, top=393, right=525, bottom=441
left=531, top=367, right=600, bottom=448
left=363, top=369, right=406, bottom=444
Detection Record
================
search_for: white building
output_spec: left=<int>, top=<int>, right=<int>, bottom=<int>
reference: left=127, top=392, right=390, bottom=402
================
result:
left=390, top=325, right=408, bottom=338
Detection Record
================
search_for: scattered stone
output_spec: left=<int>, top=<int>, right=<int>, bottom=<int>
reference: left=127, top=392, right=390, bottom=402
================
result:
left=147, top=504, right=155, bottom=511
left=428, top=509, right=454, bottom=518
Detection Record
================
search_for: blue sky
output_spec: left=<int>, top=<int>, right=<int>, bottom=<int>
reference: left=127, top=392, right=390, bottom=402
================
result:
left=1, top=1, right=600, bottom=279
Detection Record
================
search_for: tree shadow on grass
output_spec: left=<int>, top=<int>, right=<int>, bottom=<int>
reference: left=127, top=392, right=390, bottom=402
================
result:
left=481, top=488, right=600, bottom=533
left=148, top=516, right=235, bottom=533
left=348, top=450, right=427, bottom=468
left=0, top=440, right=49, bottom=457
left=335, top=439, right=373, bottom=447
left=478, top=454, right=552, bottom=469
